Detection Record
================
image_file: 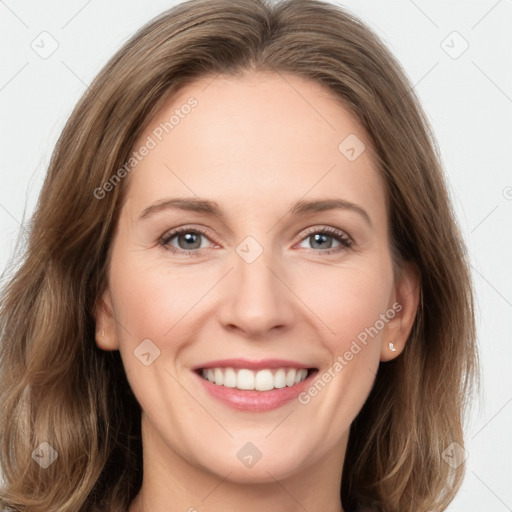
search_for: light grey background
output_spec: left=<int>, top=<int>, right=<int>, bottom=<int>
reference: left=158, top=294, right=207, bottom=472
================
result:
left=1, top=0, right=511, bottom=510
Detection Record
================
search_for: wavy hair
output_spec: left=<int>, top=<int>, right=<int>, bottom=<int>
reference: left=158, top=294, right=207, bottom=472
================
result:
left=0, top=0, right=478, bottom=510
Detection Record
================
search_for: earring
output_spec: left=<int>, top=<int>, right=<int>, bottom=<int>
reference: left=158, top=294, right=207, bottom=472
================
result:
left=388, top=342, right=397, bottom=352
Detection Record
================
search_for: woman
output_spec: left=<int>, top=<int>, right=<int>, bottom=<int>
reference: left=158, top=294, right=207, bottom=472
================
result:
left=0, top=0, right=478, bottom=510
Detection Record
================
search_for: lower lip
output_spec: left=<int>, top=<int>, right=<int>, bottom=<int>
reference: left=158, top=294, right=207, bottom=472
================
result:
left=194, top=370, right=317, bottom=411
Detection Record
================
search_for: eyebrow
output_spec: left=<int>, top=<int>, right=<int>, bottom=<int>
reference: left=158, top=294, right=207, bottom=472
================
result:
left=139, top=197, right=372, bottom=227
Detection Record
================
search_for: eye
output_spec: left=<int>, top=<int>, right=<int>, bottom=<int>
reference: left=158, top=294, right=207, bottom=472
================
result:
left=296, top=226, right=353, bottom=255
left=158, top=226, right=215, bottom=256
left=158, top=225, right=353, bottom=257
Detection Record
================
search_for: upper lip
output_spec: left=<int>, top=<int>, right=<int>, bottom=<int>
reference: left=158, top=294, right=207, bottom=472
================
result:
left=192, top=358, right=316, bottom=371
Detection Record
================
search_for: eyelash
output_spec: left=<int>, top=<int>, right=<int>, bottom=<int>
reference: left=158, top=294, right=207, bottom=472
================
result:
left=158, top=225, right=353, bottom=257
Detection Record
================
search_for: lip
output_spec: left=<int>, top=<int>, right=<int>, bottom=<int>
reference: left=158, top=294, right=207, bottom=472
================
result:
left=192, top=358, right=313, bottom=371
left=193, top=367, right=318, bottom=412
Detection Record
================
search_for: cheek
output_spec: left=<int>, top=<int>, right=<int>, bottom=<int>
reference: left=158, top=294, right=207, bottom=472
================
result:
left=284, top=260, right=394, bottom=447
left=107, top=256, right=213, bottom=418
left=110, top=258, right=208, bottom=340
left=294, top=259, right=394, bottom=352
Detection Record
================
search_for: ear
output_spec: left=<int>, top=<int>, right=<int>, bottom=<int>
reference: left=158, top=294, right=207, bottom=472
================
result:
left=94, top=288, right=120, bottom=351
left=380, top=262, right=420, bottom=362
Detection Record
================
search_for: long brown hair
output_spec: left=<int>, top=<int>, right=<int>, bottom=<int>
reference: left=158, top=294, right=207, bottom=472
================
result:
left=0, top=1, right=478, bottom=510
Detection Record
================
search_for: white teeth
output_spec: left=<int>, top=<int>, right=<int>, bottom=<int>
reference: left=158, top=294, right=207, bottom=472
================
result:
left=255, top=369, right=274, bottom=391
left=223, top=367, right=237, bottom=388
left=200, top=367, right=309, bottom=391
left=237, top=369, right=255, bottom=390
left=214, top=368, right=224, bottom=386
left=274, top=368, right=287, bottom=389
left=286, top=368, right=296, bottom=387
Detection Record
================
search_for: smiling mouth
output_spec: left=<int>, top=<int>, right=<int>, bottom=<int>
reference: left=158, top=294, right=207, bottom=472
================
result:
left=196, top=367, right=316, bottom=391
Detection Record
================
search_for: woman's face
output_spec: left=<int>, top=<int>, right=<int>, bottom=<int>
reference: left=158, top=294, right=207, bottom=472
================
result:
left=96, top=71, right=417, bottom=484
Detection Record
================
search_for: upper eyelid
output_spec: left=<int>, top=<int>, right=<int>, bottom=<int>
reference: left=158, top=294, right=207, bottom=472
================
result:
left=299, top=225, right=351, bottom=239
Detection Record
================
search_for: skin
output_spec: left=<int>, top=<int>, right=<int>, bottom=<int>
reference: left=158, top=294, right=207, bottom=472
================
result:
left=95, top=71, right=419, bottom=512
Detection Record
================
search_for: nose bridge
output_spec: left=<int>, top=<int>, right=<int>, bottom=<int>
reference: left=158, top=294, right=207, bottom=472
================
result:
left=217, top=235, right=295, bottom=335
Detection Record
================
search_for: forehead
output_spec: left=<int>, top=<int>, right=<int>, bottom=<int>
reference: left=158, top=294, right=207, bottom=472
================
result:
left=122, top=71, right=386, bottom=224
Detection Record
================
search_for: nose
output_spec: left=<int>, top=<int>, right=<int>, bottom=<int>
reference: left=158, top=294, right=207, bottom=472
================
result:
left=216, top=246, right=297, bottom=339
